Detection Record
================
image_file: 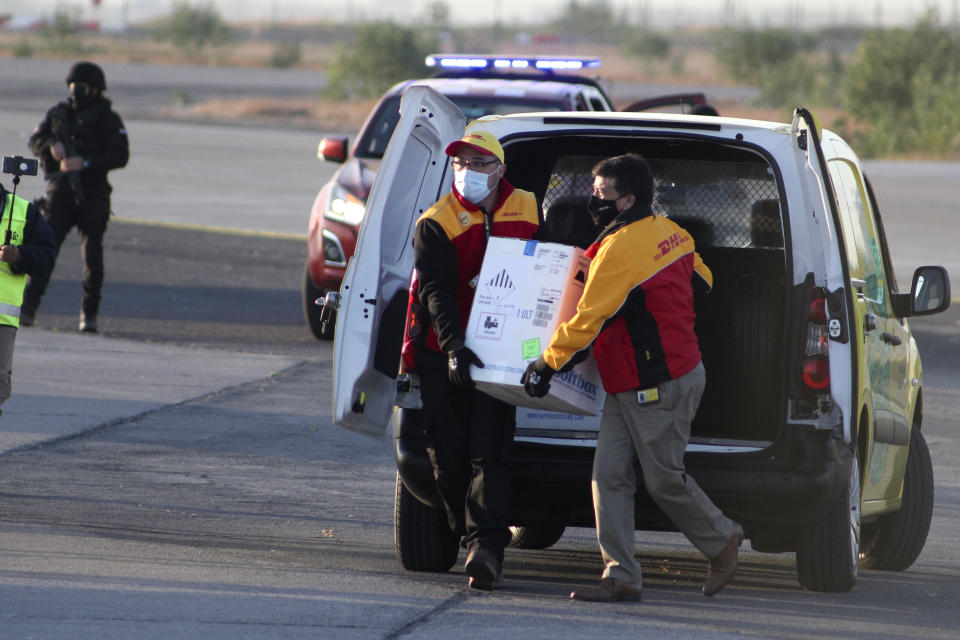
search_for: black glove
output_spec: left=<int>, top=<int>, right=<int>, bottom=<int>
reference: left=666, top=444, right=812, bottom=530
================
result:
left=521, top=356, right=555, bottom=398
left=448, top=346, right=484, bottom=388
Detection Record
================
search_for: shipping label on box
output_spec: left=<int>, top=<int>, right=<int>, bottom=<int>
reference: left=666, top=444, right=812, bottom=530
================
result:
left=465, top=237, right=605, bottom=415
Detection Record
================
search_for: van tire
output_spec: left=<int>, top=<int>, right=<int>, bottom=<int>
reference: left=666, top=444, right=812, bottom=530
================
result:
left=394, top=473, right=460, bottom=572
left=859, top=425, right=933, bottom=571
left=303, top=262, right=334, bottom=340
left=508, top=522, right=566, bottom=549
left=796, top=455, right=860, bottom=592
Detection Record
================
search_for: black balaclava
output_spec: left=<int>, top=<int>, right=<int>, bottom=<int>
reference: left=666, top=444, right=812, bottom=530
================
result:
left=69, top=84, right=95, bottom=110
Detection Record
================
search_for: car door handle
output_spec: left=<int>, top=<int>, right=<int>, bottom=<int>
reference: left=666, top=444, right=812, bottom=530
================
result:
left=881, top=332, right=902, bottom=346
left=864, top=313, right=878, bottom=332
left=851, top=277, right=867, bottom=300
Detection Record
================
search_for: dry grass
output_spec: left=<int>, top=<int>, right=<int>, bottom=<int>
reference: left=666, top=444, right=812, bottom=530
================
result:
left=0, top=31, right=339, bottom=69
left=0, top=30, right=794, bottom=131
left=159, top=96, right=380, bottom=132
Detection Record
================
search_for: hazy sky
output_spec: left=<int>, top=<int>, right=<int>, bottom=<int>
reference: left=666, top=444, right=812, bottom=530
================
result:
left=9, top=0, right=959, bottom=30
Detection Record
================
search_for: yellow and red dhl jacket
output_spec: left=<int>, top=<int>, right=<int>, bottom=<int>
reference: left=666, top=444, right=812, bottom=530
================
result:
left=402, top=180, right=539, bottom=370
left=543, top=206, right=712, bottom=393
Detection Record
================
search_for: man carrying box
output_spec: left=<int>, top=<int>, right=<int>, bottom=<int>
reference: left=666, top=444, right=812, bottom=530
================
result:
left=400, top=131, right=539, bottom=590
left=521, top=153, right=743, bottom=601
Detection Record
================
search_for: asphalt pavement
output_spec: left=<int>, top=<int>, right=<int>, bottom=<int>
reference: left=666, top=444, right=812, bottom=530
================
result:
left=1, top=328, right=303, bottom=455
left=0, top=215, right=321, bottom=456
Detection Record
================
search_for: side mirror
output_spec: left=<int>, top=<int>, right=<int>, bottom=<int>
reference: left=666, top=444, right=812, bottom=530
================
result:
left=318, top=137, right=349, bottom=163
left=906, top=265, right=951, bottom=316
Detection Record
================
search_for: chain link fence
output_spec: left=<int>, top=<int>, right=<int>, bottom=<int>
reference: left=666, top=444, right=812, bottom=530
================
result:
left=542, top=155, right=783, bottom=249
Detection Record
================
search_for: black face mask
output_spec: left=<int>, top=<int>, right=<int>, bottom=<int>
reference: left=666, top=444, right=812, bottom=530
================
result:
left=69, top=84, right=93, bottom=110
left=587, top=195, right=620, bottom=227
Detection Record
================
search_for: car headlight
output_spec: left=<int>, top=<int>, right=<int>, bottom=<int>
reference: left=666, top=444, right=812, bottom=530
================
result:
left=325, top=184, right=366, bottom=226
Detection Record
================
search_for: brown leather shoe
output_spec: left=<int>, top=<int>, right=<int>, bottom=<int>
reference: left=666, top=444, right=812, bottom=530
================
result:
left=570, top=577, right=642, bottom=602
left=703, top=524, right=744, bottom=597
left=465, top=547, right=502, bottom=591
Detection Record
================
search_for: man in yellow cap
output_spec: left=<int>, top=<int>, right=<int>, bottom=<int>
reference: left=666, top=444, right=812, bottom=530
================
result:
left=399, top=130, right=539, bottom=590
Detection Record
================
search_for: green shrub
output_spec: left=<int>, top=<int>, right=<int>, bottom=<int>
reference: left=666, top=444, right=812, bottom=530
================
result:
left=551, top=0, right=617, bottom=43
left=841, top=12, right=960, bottom=156
left=715, top=27, right=823, bottom=108
left=325, top=22, right=435, bottom=100
left=269, top=41, right=302, bottom=69
left=41, top=8, right=83, bottom=55
left=12, top=38, right=34, bottom=58
left=154, top=1, right=232, bottom=61
left=625, top=30, right=671, bottom=61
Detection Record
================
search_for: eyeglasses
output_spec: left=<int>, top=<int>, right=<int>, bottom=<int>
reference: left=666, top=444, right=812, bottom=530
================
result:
left=451, top=158, right=499, bottom=171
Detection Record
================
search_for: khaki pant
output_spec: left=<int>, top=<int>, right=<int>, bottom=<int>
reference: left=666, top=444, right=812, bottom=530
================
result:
left=592, top=362, right=734, bottom=587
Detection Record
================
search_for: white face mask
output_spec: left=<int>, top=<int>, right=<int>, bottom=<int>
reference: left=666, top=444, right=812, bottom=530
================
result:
left=454, top=169, right=492, bottom=204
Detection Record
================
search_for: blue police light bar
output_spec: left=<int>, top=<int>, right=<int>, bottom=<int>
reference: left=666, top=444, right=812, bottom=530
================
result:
left=425, top=54, right=601, bottom=71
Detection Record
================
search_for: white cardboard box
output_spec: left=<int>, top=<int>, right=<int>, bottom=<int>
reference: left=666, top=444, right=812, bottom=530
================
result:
left=465, top=237, right=605, bottom=415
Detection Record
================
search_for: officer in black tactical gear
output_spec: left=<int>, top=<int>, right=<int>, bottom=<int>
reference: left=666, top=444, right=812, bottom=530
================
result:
left=22, top=61, right=129, bottom=332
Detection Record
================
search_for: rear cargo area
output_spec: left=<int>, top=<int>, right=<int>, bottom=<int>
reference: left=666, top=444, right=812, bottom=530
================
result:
left=512, top=137, right=789, bottom=444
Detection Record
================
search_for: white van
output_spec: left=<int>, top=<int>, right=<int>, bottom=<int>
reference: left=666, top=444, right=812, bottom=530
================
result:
left=329, top=87, right=951, bottom=592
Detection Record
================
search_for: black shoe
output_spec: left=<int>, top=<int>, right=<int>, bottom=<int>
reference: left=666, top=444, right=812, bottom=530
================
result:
left=79, top=313, right=98, bottom=333
left=465, top=547, right=502, bottom=591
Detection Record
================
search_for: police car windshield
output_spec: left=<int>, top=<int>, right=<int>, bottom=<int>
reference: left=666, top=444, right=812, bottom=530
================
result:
left=354, top=95, right=564, bottom=159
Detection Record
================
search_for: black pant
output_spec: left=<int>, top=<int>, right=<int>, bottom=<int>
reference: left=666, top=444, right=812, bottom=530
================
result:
left=419, top=368, right=516, bottom=557
left=23, top=191, right=109, bottom=317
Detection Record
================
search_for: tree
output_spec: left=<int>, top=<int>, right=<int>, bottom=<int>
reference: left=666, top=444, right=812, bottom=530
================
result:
left=715, top=27, right=822, bottom=108
left=840, top=11, right=960, bottom=155
left=41, top=8, right=83, bottom=55
left=625, top=30, right=671, bottom=61
left=551, top=0, right=617, bottom=43
left=155, top=2, right=232, bottom=61
left=325, top=22, right=435, bottom=100
left=844, top=13, right=960, bottom=123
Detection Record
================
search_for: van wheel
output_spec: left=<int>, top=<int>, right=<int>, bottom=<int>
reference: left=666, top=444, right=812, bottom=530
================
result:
left=508, top=522, right=566, bottom=549
left=394, top=473, right=459, bottom=572
left=859, top=425, right=933, bottom=571
left=303, top=262, right=334, bottom=340
left=796, top=455, right=861, bottom=592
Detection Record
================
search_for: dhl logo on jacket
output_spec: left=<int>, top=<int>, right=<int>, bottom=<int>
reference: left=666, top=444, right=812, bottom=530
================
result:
left=544, top=210, right=712, bottom=393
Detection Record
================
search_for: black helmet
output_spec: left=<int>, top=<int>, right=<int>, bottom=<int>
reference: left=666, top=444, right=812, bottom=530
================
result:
left=65, top=61, right=106, bottom=91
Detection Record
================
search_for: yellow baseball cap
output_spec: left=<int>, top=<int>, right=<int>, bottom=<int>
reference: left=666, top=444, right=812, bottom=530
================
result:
left=444, top=131, right=504, bottom=164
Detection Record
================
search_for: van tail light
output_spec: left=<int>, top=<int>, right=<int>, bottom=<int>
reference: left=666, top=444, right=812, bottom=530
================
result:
left=801, top=293, right=830, bottom=390
left=807, top=297, right=827, bottom=325
left=801, top=356, right=830, bottom=390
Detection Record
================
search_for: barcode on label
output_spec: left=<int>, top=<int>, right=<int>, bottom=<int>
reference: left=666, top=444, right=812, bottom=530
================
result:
left=532, top=303, right=553, bottom=328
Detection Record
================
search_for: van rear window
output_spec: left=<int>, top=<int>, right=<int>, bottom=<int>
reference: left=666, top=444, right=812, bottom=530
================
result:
left=540, top=152, right=783, bottom=249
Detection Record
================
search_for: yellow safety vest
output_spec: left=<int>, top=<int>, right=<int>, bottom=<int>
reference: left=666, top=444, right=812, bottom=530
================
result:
left=0, top=193, right=28, bottom=327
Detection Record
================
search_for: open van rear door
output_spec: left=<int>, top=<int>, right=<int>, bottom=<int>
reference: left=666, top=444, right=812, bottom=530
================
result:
left=332, top=86, right=465, bottom=437
left=792, top=107, right=854, bottom=444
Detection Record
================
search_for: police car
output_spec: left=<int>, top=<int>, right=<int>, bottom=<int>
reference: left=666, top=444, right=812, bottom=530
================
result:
left=330, top=86, right=951, bottom=592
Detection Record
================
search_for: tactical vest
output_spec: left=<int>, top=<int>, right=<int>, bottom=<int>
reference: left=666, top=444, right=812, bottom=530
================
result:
left=0, top=193, right=29, bottom=327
